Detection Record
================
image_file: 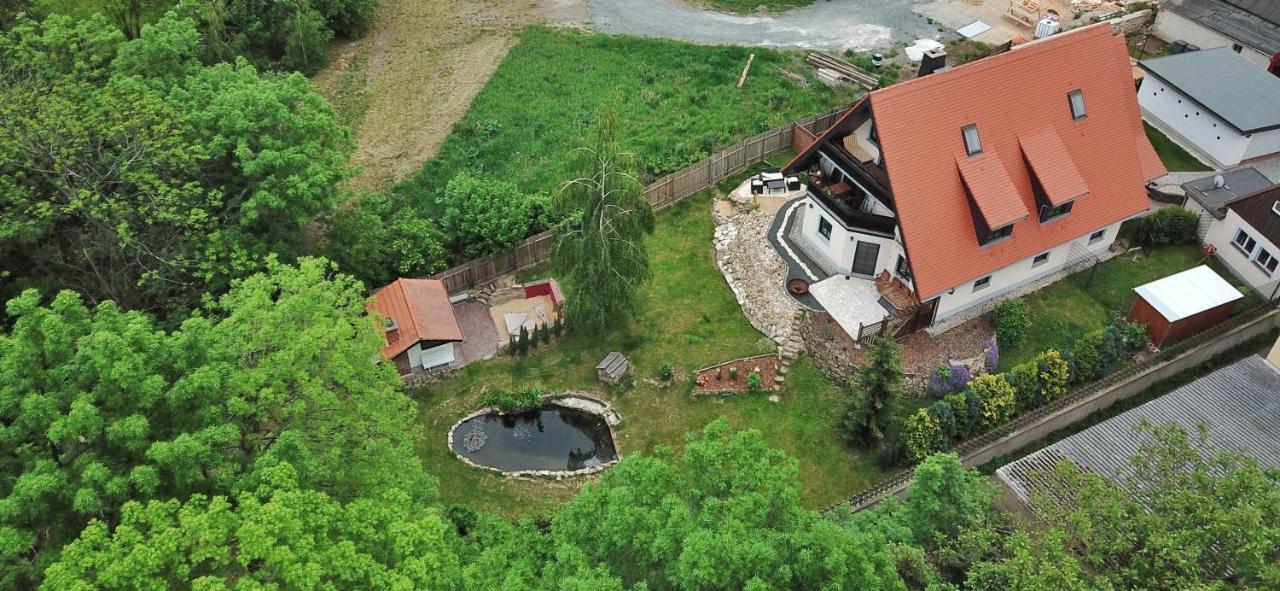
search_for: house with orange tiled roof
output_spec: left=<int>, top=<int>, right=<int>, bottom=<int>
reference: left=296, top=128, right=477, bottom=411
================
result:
left=779, top=23, right=1165, bottom=337
left=367, top=278, right=464, bottom=377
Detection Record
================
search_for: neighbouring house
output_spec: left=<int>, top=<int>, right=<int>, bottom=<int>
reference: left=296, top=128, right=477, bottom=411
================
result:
left=1137, top=48, right=1280, bottom=168
left=1127, top=265, right=1243, bottom=347
left=1194, top=181, right=1280, bottom=292
left=996, top=350, right=1280, bottom=512
left=782, top=23, right=1164, bottom=332
left=368, top=278, right=464, bottom=377
left=1154, top=0, right=1280, bottom=69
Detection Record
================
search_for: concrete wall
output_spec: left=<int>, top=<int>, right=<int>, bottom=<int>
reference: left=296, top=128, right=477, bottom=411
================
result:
left=932, top=220, right=1123, bottom=321
left=1204, top=208, right=1280, bottom=289
left=1139, top=77, right=1250, bottom=167
left=1153, top=8, right=1274, bottom=68
left=797, top=194, right=901, bottom=277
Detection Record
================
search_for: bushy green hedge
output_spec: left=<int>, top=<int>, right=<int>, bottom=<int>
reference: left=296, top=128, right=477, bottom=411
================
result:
left=482, top=385, right=548, bottom=413
left=1128, top=207, right=1200, bottom=246
left=994, top=299, right=1031, bottom=349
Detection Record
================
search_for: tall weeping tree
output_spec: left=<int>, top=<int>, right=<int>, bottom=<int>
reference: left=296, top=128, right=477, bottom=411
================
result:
left=552, top=108, right=655, bottom=334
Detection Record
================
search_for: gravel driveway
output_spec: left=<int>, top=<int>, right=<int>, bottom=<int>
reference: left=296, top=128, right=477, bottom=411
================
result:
left=588, top=0, right=940, bottom=51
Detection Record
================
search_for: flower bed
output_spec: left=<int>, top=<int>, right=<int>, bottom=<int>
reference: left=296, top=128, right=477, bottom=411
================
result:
left=694, top=354, right=779, bottom=394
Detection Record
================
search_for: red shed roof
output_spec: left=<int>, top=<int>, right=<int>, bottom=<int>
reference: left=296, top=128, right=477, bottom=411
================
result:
left=368, top=278, right=463, bottom=359
left=869, top=23, right=1164, bottom=299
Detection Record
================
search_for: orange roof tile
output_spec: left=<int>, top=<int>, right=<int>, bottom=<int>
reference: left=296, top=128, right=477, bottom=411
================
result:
left=868, top=24, right=1165, bottom=300
left=1019, top=128, right=1090, bottom=206
left=367, top=278, right=463, bottom=359
left=957, top=150, right=1030, bottom=229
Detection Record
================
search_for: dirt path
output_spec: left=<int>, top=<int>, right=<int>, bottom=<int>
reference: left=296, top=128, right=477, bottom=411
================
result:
left=313, top=0, right=589, bottom=189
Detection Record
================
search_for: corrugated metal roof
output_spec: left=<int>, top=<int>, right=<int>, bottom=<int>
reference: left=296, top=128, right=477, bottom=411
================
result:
left=368, top=278, right=463, bottom=359
left=1133, top=265, right=1243, bottom=322
left=1138, top=47, right=1280, bottom=133
left=997, top=355, right=1280, bottom=506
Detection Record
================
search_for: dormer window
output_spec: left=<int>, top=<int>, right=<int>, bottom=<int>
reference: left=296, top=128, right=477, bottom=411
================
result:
left=962, top=124, right=982, bottom=156
left=981, top=223, right=1013, bottom=245
left=1040, top=200, right=1074, bottom=222
left=1068, top=90, right=1086, bottom=120
left=383, top=317, right=400, bottom=345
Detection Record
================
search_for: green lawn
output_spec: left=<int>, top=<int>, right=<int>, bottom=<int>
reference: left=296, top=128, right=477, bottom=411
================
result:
left=413, top=163, right=883, bottom=517
left=1144, top=122, right=1212, bottom=172
left=1000, top=245, right=1246, bottom=368
left=702, top=0, right=814, bottom=12
left=398, top=27, right=856, bottom=199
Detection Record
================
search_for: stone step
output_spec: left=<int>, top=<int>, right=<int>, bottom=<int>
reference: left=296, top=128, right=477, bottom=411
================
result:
left=773, top=375, right=785, bottom=383
left=778, top=365, right=789, bottom=375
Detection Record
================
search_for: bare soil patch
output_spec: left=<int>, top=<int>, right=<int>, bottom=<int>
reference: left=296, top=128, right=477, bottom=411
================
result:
left=695, top=354, right=780, bottom=394
left=312, top=0, right=588, bottom=189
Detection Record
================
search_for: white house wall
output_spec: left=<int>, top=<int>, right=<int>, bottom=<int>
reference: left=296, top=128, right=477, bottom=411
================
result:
left=1242, top=128, right=1280, bottom=161
left=797, top=195, right=900, bottom=277
left=1153, top=9, right=1273, bottom=68
left=932, top=221, right=1124, bottom=321
left=406, top=342, right=424, bottom=369
left=1139, top=77, right=1249, bottom=167
left=1203, top=209, right=1280, bottom=289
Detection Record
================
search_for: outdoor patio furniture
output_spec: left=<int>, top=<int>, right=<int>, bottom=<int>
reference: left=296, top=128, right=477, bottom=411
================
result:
left=750, top=178, right=765, bottom=195
left=503, top=312, right=528, bottom=336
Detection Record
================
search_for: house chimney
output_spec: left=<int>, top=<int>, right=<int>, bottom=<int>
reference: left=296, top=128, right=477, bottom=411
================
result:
left=918, top=48, right=948, bottom=77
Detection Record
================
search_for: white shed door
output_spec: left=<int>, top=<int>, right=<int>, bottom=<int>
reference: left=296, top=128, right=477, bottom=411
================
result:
left=420, top=343, right=455, bottom=369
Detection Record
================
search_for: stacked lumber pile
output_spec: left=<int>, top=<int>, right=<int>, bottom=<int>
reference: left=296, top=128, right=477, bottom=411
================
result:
left=806, top=52, right=880, bottom=90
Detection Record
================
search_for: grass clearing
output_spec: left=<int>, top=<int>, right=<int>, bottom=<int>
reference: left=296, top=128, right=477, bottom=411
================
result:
left=700, top=0, right=815, bottom=12
left=1144, top=122, right=1212, bottom=172
left=399, top=26, right=857, bottom=198
left=1000, top=245, right=1243, bottom=368
left=413, top=174, right=882, bottom=517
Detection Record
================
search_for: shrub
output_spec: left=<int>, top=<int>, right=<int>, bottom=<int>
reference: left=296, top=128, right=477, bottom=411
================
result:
left=983, top=338, right=999, bottom=374
left=970, top=373, right=1016, bottom=429
left=517, top=326, right=531, bottom=355
left=1099, top=324, right=1126, bottom=372
left=658, top=361, right=675, bottom=382
left=435, top=172, right=538, bottom=258
left=1035, top=349, right=1070, bottom=404
left=993, top=299, right=1032, bottom=349
left=928, top=400, right=959, bottom=440
left=928, top=362, right=972, bottom=397
left=482, top=385, right=547, bottom=413
left=903, top=408, right=947, bottom=463
left=1072, top=330, right=1106, bottom=383
left=729, top=366, right=738, bottom=381
left=944, top=392, right=975, bottom=437
left=1122, top=321, right=1149, bottom=349
left=1130, top=207, right=1199, bottom=246
left=541, top=322, right=552, bottom=345
left=507, top=334, right=518, bottom=357
left=746, top=370, right=763, bottom=391
left=1006, top=362, right=1039, bottom=410
left=840, top=335, right=906, bottom=446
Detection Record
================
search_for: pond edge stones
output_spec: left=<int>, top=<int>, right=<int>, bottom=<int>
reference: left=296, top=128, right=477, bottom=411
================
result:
left=446, top=391, right=622, bottom=480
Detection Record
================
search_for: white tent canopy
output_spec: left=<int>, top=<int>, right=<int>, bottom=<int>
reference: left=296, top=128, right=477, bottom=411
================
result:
left=1133, top=265, right=1243, bottom=322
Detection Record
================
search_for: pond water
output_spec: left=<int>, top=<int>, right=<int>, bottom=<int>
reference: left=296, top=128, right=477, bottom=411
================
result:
left=452, top=405, right=617, bottom=473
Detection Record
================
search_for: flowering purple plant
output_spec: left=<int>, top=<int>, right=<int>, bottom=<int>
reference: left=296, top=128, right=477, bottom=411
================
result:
left=929, top=362, right=973, bottom=397
left=983, top=338, right=1000, bottom=374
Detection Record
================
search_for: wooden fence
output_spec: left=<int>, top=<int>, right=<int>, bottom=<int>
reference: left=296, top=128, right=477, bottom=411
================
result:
left=431, top=106, right=848, bottom=295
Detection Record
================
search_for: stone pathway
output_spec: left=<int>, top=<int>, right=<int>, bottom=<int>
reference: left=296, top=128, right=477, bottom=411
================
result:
left=713, top=192, right=806, bottom=344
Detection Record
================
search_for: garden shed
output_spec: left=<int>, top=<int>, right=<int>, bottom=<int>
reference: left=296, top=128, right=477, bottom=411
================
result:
left=1127, top=265, right=1242, bottom=347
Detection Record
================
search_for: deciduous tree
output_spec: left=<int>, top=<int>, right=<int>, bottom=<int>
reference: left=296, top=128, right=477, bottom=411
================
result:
left=552, top=109, right=655, bottom=333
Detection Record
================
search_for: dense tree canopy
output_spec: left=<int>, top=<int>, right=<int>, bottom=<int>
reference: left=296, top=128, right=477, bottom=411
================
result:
left=0, top=258, right=429, bottom=587
left=0, top=13, right=351, bottom=315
